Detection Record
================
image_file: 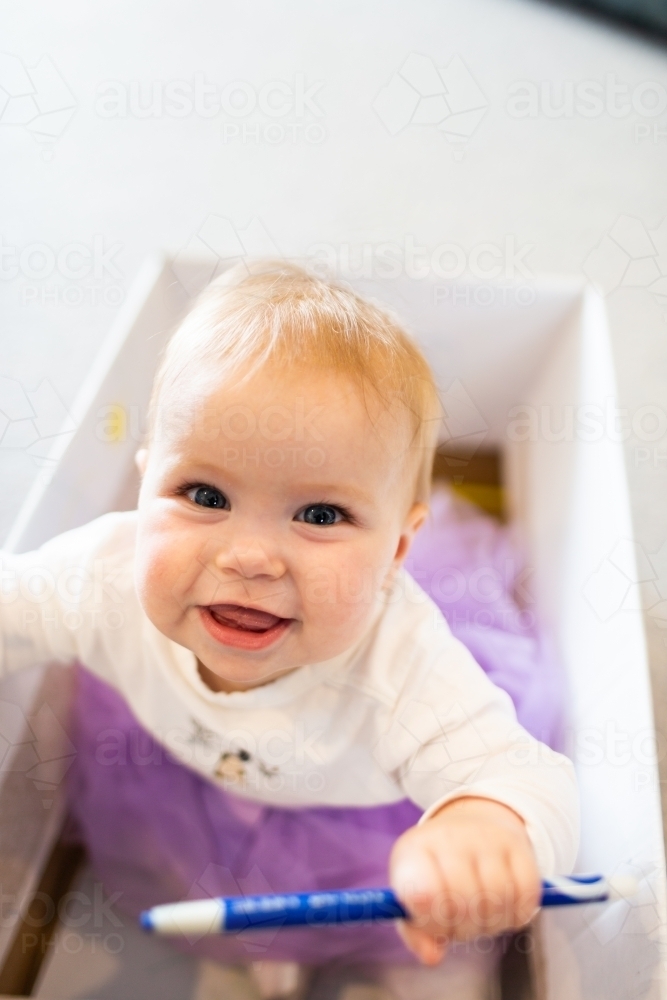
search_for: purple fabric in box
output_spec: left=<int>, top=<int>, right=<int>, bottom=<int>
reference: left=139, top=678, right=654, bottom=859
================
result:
left=404, top=487, right=566, bottom=752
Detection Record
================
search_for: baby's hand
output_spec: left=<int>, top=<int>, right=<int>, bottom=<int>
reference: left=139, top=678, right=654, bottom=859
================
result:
left=389, top=797, right=541, bottom=965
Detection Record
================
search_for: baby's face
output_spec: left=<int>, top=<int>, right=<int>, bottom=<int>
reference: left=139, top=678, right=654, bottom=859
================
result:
left=134, top=364, right=427, bottom=692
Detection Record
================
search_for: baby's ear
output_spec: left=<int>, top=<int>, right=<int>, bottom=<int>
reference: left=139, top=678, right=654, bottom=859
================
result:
left=406, top=501, right=428, bottom=536
left=392, top=501, right=429, bottom=567
left=134, top=448, right=148, bottom=477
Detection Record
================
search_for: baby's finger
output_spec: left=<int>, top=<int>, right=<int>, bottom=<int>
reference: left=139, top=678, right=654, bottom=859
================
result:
left=508, top=850, right=541, bottom=927
left=432, top=857, right=480, bottom=941
left=395, top=918, right=448, bottom=966
left=474, top=854, right=514, bottom=935
left=390, top=841, right=442, bottom=927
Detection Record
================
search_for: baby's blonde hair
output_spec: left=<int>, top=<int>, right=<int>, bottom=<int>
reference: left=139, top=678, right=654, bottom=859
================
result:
left=147, top=260, right=442, bottom=505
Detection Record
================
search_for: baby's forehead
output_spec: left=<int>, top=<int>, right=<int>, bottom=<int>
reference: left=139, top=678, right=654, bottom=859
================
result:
left=154, top=361, right=412, bottom=447
left=149, top=363, right=416, bottom=499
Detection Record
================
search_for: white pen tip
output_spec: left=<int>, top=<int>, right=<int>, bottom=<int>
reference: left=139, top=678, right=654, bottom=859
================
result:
left=607, top=876, right=639, bottom=900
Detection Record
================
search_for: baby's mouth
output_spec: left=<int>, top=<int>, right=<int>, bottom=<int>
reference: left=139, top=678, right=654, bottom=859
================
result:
left=207, top=604, right=285, bottom=633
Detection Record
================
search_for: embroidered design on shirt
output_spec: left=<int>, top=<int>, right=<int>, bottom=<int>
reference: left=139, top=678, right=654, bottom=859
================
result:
left=186, top=718, right=279, bottom=785
left=215, top=749, right=251, bottom=783
left=187, top=719, right=219, bottom=750
left=214, top=749, right=279, bottom=784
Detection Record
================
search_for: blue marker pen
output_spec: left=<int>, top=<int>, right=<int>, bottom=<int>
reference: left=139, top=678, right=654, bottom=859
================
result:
left=139, top=875, right=637, bottom=936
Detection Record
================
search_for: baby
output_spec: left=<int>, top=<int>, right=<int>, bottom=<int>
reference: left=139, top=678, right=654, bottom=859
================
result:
left=1, top=262, right=578, bottom=999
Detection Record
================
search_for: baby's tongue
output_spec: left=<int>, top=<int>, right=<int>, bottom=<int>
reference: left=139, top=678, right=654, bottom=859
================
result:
left=209, top=604, right=282, bottom=632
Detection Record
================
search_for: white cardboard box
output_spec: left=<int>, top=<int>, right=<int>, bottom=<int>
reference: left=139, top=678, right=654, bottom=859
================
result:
left=2, top=257, right=665, bottom=999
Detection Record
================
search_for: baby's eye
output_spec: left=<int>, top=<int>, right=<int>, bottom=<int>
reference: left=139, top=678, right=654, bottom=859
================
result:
left=184, top=485, right=229, bottom=509
left=296, top=504, right=345, bottom=526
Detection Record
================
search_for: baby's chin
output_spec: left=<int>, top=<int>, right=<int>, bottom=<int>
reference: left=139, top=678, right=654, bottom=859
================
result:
left=195, top=655, right=301, bottom=694
left=191, top=622, right=360, bottom=694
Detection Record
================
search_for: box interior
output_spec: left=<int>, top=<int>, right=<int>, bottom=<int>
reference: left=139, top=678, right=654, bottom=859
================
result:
left=1, top=259, right=664, bottom=999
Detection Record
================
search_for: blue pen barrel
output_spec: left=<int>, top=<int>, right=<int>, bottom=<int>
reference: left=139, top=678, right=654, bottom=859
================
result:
left=540, top=874, right=608, bottom=907
left=223, top=888, right=408, bottom=931
left=140, top=875, right=618, bottom=936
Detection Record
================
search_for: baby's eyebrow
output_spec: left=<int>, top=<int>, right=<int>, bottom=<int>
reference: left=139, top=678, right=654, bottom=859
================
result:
left=162, top=458, right=377, bottom=507
left=295, top=483, right=375, bottom=506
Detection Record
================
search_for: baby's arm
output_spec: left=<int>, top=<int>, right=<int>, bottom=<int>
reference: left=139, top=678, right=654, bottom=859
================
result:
left=0, top=514, right=130, bottom=679
left=375, top=632, right=579, bottom=964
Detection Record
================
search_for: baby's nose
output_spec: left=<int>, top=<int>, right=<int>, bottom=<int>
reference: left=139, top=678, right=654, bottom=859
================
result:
left=214, top=536, right=286, bottom=580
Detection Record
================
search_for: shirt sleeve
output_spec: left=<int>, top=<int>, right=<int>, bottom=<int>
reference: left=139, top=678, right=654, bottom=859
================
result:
left=0, top=513, right=134, bottom=680
left=372, top=627, right=580, bottom=877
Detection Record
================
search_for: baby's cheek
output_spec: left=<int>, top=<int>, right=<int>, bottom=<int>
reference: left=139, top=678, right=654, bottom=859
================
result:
left=135, top=549, right=168, bottom=619
left=135, top=532, right=190, bottom=624
left=300, top=551, right=384, bottom=632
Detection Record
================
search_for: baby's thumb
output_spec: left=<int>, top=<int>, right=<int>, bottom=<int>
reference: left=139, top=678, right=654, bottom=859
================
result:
left=390, top=844, right=441, bottom=923
left=395, top=918, right=448, bottom=966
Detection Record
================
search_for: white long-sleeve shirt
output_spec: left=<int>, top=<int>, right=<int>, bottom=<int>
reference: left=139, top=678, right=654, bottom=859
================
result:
left=0, top=510, right=579, bottom=875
